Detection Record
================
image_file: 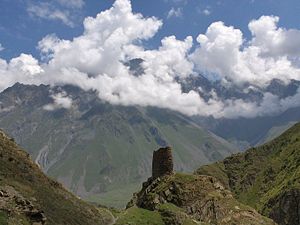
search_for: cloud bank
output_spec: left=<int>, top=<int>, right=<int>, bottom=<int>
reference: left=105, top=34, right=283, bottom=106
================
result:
left=1, top=0, right=300, bottom=118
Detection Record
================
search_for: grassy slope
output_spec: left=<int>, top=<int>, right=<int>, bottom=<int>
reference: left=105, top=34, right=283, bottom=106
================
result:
left=115, top=204, right=203, bottom=225
left=196, top=122, right=300, bottom=216
left=0, top=130, right=113, bottom=225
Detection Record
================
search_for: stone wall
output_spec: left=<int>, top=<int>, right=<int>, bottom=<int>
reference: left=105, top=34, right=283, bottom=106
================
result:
left=152, top=146, right=173, bottom=178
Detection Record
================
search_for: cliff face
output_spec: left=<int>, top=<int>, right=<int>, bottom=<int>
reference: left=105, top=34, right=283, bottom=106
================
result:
left=196, top=122, right=300, bottom=225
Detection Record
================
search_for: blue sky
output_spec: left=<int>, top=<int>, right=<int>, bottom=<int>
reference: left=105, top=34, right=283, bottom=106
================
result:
left=0, top=0, right=299, bottom=60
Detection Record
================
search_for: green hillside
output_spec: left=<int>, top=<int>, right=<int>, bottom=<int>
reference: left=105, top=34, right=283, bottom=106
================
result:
left=196, top=122, right=300, bottom=225
left=0, top=84, right=237, bottom=208
left=0, top=129, right=114, bottom=225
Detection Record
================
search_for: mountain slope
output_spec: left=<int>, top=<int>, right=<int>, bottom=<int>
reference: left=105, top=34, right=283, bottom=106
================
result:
left=196, top=122, right=300, bottom=225
left=0, top=83, right=237, bottom=208
left=0, top=129, right=114, bottom=225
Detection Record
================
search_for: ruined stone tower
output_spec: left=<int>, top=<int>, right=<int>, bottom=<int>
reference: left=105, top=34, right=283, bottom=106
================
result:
left=152, top=146, right=173, bottom=178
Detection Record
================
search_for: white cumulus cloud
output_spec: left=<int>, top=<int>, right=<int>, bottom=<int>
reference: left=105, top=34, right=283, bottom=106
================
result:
left=0, top=54, right=44, bottom=91
left=191, top=16, right=300, bottom=87
left=249, top=15, right=300, bottom=57
left=0, top=0, right=300, bottom=119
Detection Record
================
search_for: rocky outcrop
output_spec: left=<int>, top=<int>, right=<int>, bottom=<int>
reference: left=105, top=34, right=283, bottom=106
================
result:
left=127, top=174, right=276, bottom=225
left=266, top=189, right=300, bottom=225
left=152, top=147, right=173, bottom=179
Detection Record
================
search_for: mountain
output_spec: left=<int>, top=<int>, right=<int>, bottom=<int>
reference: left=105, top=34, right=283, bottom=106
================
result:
left=0, top=83, right=237, bottom=208
left=196, top=109, right=300, bottom=149
left=182, top=74, right=300, bottom=149
left=196, top=122, right=300, bottom=225
left=121, top=147, right=276, bottom=225
left=0, top=129, right=114, bottom=225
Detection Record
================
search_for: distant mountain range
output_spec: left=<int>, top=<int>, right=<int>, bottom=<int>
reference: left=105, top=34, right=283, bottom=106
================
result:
left=0, top=83, right=237, bottom=207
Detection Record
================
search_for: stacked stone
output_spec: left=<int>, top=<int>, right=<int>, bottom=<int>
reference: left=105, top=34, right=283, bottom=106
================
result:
left=152, top=146, right=173, bottom=178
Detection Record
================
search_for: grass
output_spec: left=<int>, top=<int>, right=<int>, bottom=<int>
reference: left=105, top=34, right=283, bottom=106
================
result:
left=0, top=210, right=8, bottom=225
left=116, top=207, right=164, bottom=225
left=85, top=183, right=141, bottom=209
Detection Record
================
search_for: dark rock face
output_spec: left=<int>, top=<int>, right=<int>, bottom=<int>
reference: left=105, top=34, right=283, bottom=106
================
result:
left=152, top=147, right=173, bottom=178
left=268, top=189, right=300, bottom=225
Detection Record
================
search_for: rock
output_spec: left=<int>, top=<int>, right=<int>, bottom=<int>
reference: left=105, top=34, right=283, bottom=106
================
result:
left=152, top=146, right=173, bottom=178
left=267, top=188, right=300, bottom=225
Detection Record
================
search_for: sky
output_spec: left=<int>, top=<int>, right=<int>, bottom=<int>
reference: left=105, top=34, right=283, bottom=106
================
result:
left=0, top=0, right=300, bottom=118
left=1, top=0, right=300, bottom=60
